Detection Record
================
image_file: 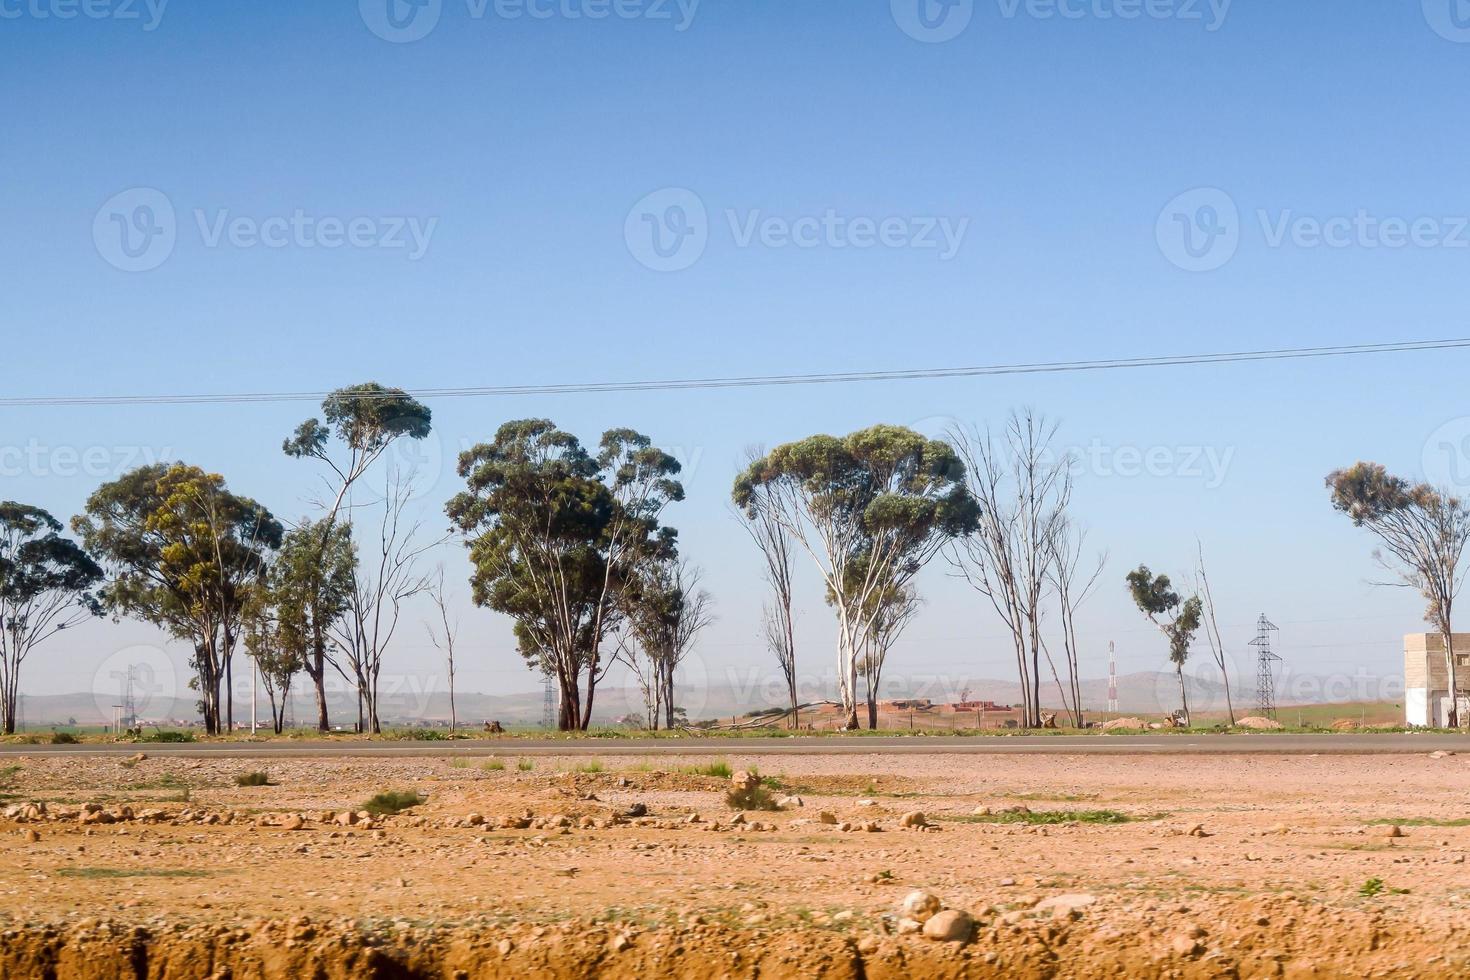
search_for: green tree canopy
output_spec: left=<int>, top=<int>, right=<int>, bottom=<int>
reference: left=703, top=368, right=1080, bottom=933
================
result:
left=0, top=503, right=103, bottom=734
left=73, top=464, right=282, bottom=733
left=446, top=419, right=682, bottom=730
left=733, top=425, right=978, bottom=728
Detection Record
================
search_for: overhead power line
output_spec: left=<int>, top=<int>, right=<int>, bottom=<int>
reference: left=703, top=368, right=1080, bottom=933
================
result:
left=3, top=337, right=1466, bottom=408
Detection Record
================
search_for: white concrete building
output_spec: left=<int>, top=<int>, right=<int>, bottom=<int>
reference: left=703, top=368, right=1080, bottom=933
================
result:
left=1404, top=633, right=1470, bottom=727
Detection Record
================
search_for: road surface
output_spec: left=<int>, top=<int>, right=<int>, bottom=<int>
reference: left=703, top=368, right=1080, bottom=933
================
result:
left=3, top=733, right=1469, bottom=757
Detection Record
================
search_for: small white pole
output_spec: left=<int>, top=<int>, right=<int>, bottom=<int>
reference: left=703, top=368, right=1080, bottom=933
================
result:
left=250, top=659, right=258, bottom=735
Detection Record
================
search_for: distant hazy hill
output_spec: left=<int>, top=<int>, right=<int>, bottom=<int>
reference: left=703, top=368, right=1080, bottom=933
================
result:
left=17, top=668, right=1392, bottom=729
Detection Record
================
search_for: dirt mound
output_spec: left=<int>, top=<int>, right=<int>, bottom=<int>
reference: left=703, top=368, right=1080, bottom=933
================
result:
left=3, top=897, right=1468, bottom=980
left=1234, top=716, right=1284, bottom=730
left=1099, top=717, right=1146, bottom=731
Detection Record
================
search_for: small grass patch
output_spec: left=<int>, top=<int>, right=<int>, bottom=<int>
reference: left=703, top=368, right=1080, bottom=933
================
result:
left=234, top=771, right=272, bottom=787
left=482, top=759, right=506, bottom=772
left=573, top=761, right=605, bottom=774
left=956, top=809, right=1135, bottom=826
left=683, top=760, right=733, bottom=779
left=57, top=868, right=214, bottom=880
left=140, top=731, right=195, bottom=743
left=1366, top=816, right=1470, bottom=828
left=361, top=790, right=424, bottom=817
left=517, top=759, right=534, bottom=772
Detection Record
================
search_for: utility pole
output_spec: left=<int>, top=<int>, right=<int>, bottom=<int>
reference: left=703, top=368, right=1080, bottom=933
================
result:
left=1107, top=641, right=1119, bottom=717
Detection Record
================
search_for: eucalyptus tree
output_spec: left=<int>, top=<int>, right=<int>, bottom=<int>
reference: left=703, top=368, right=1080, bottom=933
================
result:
left=447, top=420, right=683, bottom=731
left=1327, top=462, right=1470, bottom=727
left=283, top=381, right=431, bottom=729
left=271, top=519, right=356, bottom=732
left=733, top=425, right=978, bottom=730
left=0, top=503, right=103, bottom=734
left=1126, top=565, right=1203, bottom=726
left=74, top=464, right=282, bottom=734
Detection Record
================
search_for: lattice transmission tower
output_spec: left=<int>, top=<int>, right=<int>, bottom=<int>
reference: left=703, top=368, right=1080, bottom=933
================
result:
left=542, top=670, right=557, bottom=729
left=1248, top=615, right=1281, bottom=718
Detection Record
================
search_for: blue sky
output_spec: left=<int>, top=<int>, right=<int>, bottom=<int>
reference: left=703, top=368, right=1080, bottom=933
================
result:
left=3, top=0, right=1469, bottom=714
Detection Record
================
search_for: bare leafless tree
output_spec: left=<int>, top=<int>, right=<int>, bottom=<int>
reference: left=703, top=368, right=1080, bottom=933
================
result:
left=733, top=450, right=799, bottom=727
left=1194, top=541, right=1234, bottom=725
left=948, top=410, right=1071, bottom=728
left=617, top=559, right=714, bottom=730
left=331, top=469, right=445, bottom=733
left=1047, top=517, right=1106, bottom=727
left=425, top=566, right=460, bottom=733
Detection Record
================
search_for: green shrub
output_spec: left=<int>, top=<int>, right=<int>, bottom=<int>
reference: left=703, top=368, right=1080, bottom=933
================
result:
left=684, top=760, right=733, bottom=779
left=482, top=759, right=506, bottom=772
left=361, top=790, right=424, bottom=817
left=517, top=759, right=534, bottom=771
left=234, top=771, right=271, bottom=787
left=142, top=731, right=195, bottom=743
left=49, top=732, right=79, bottom=745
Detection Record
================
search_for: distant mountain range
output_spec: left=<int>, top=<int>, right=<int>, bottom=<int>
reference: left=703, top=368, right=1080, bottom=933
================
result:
left=16, top=667, right=1397, bottom=729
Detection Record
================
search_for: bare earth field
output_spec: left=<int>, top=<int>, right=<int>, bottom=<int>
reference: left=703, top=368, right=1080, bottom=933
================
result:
left=2, top=748, right=1469, bottom=978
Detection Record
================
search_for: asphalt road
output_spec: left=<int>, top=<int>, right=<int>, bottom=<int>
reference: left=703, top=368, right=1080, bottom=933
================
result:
left=3, top=734, right=1469, bottom=758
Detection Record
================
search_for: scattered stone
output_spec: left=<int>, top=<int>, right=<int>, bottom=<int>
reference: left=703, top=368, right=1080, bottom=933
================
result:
left=283, top=814, right=305, bottom=832
left=900, top=890, right=942, bottom=923
left=777, top=795, right=804, bottom=808
left=922, top=909, right=974, bottom=944
left=1172, top=935, right=1204, bottom=958
left=1430, top=750, right=1454, bottom=759
left=899, top=811, right=928, bottom=828
left=896, top=918, right=922, bottom=935
left=818, top=811, right=838, bottom=825
left=1034, top=893, right=1097, bottom=918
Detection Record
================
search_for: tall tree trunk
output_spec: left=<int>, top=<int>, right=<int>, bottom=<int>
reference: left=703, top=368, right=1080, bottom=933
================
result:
left=1444, top=628, right=1460, bottom=728
left=1176, top=666, right=1191, bottom=727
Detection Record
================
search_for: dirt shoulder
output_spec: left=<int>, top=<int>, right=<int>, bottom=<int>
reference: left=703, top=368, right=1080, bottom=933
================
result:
left=2, top=750, right=1468, bottom=978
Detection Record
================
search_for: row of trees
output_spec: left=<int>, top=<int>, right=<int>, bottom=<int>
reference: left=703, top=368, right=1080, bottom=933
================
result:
left=10, top=387, right=1469, bottom=735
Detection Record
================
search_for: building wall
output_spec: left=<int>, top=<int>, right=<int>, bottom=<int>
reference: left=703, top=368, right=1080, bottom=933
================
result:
left=1403, top=633, right=1470, bottom=726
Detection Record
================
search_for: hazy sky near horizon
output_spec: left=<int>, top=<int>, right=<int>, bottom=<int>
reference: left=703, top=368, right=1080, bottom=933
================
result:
left=4, top=1, right=1470, bottom=719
